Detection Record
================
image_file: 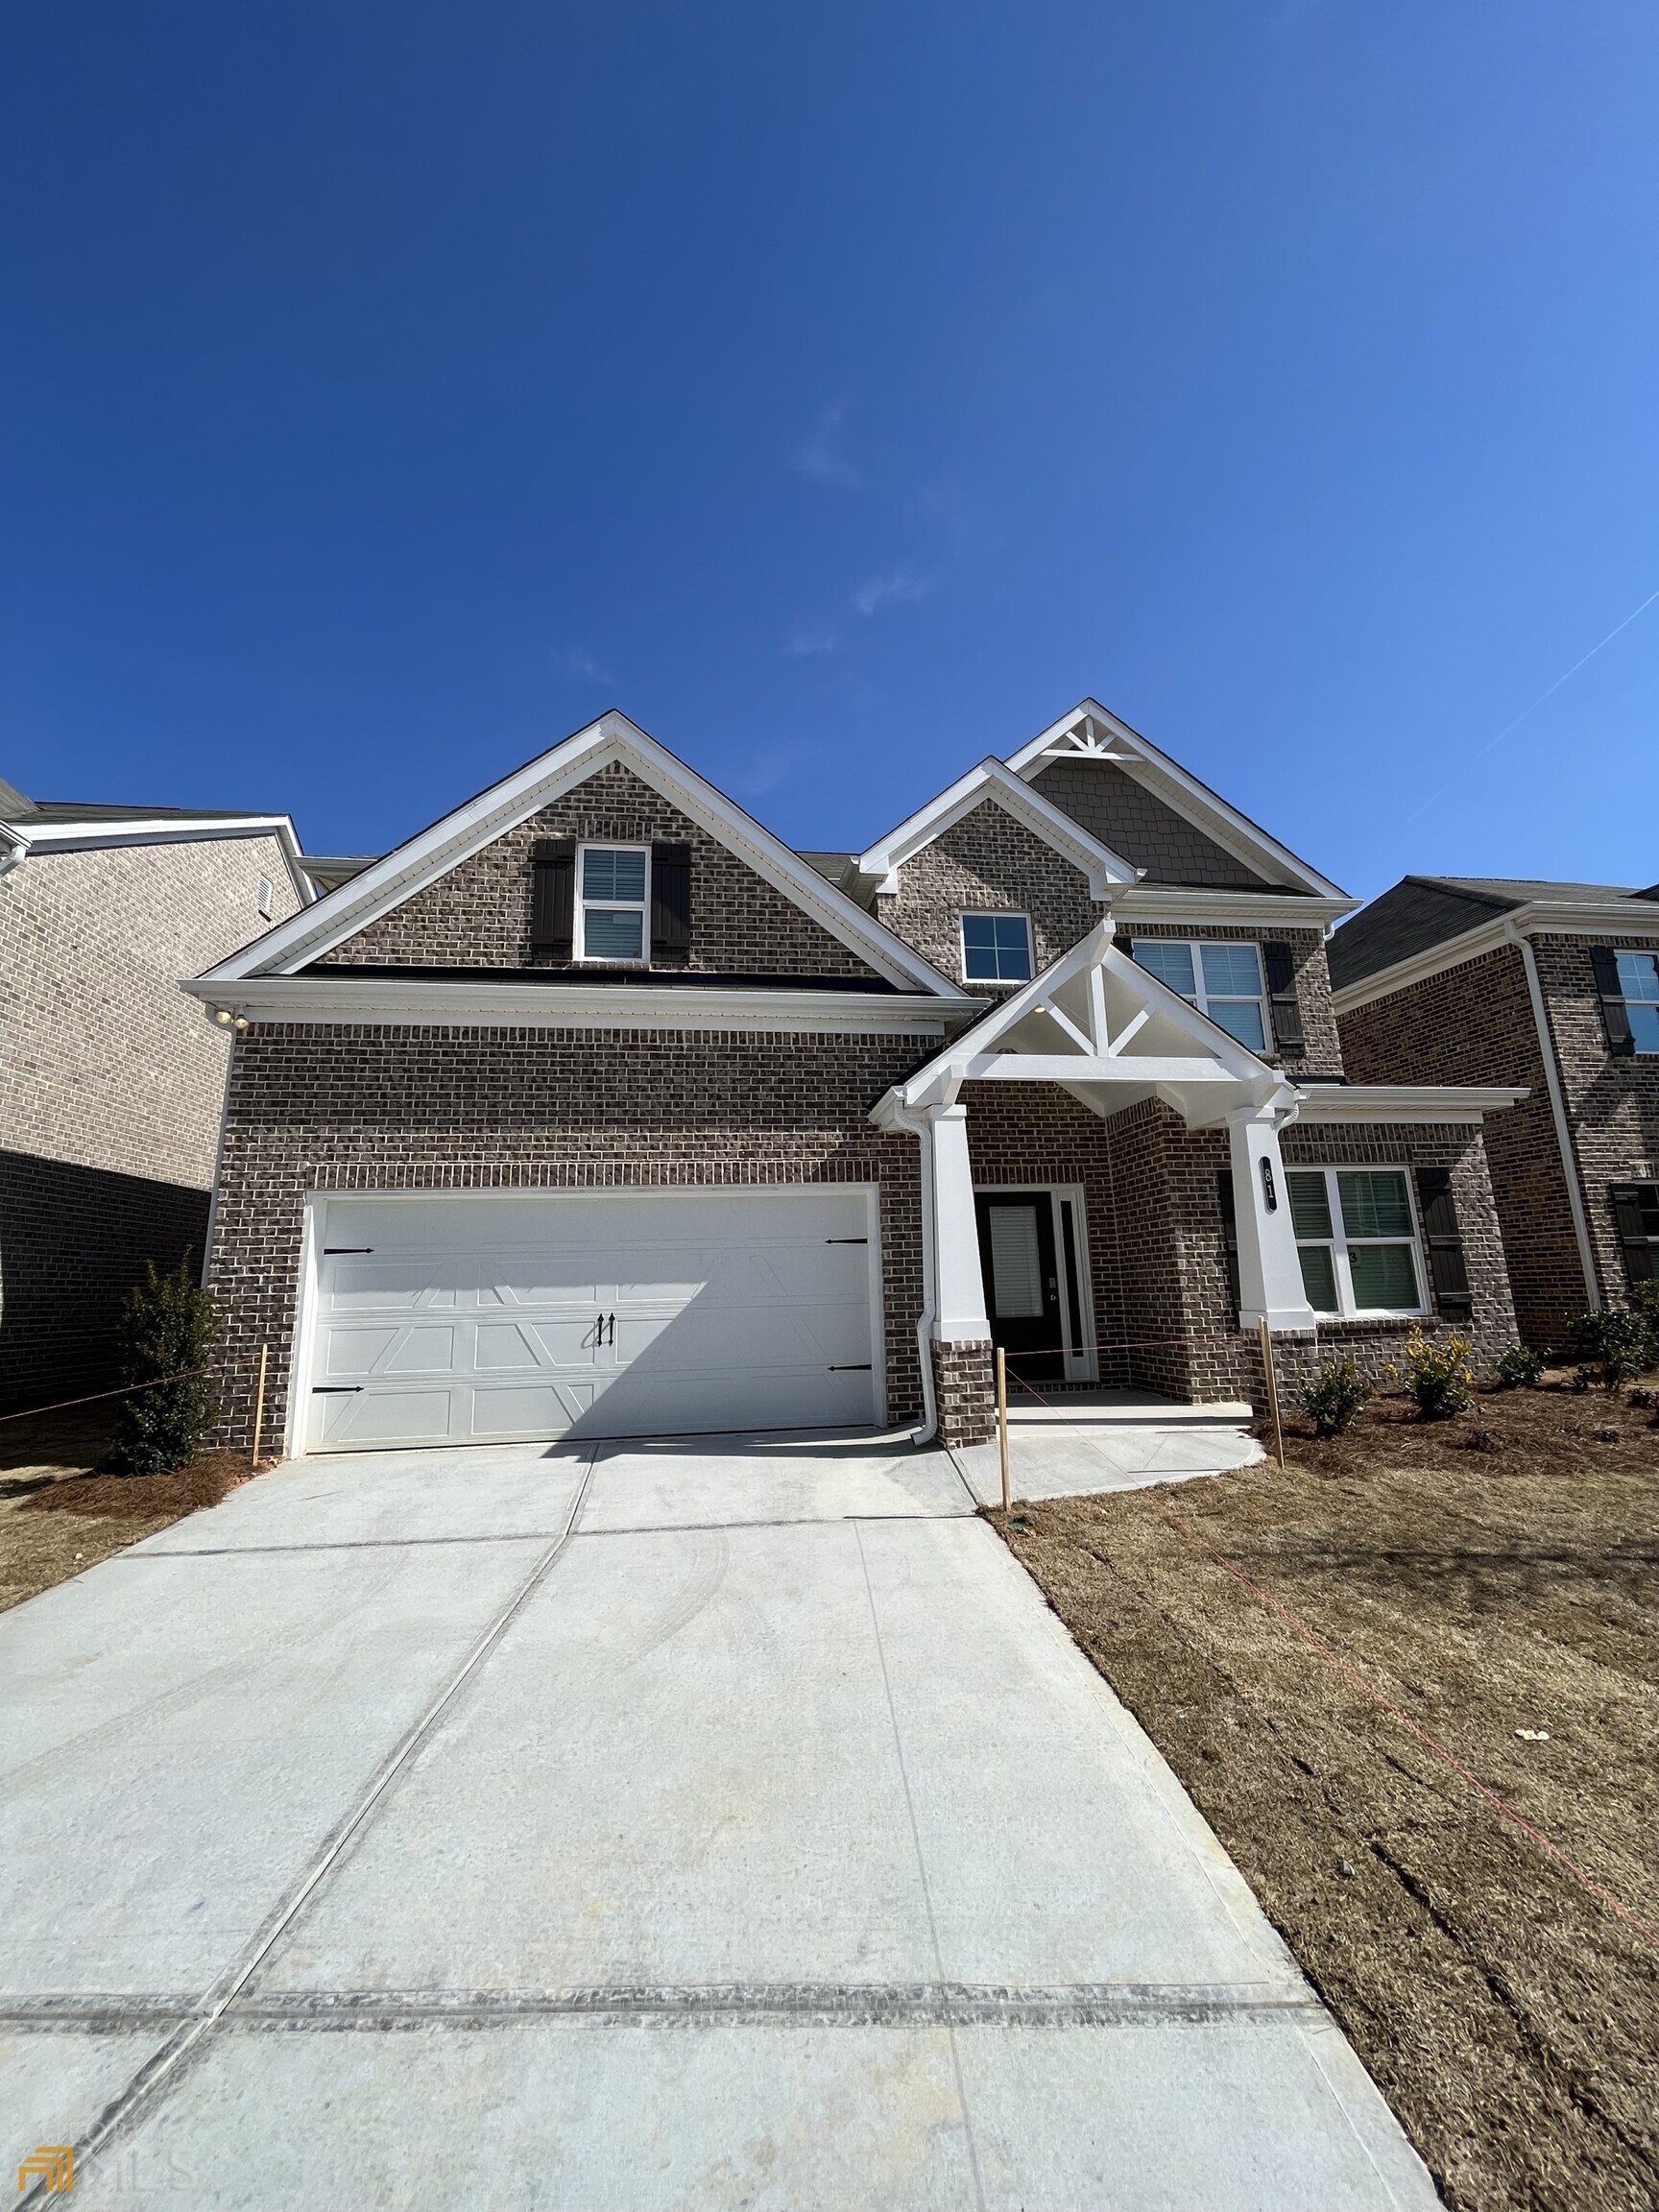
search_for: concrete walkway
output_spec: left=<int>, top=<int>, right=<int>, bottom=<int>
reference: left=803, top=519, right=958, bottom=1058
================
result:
left=954, top=1386, right=1264, bottom=1503
left=1, top=1433, right=1433, bottom=2209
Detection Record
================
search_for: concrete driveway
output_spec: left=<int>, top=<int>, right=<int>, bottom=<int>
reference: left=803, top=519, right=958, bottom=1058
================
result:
left=2, top=1432, right=1435, bottom=2210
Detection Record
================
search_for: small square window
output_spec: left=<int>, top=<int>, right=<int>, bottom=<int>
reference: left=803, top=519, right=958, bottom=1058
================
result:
left=961, top=913, right=1034, bottom=983
left=577, top=844, right=649, bottom=963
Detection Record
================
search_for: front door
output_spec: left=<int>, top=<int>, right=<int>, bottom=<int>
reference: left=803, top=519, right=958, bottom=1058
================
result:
left=974, top=1192, right=1065, bottom=1385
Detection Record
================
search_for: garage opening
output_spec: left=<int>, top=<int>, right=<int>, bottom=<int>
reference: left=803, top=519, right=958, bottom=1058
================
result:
left=300, top=1187, right=882, bottom=1452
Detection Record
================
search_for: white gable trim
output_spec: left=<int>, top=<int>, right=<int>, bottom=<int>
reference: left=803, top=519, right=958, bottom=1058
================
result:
left=197, top=712, right=961, bottom=997
left=1006, top=700, right=1346, bottom=901
left=0, top=815, right=311, bottom=902
left=856, top=757, right=1138, bottom=899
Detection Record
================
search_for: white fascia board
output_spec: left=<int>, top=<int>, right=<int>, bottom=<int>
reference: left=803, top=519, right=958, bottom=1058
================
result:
left=1114, top=885, right=1358, bottom=927
left=1006, top=699, right=1347, bottom=902
left=856, top=757, right=1137, bottom=898
left=201, top=713, right=955, bottom=996
left=4, top=815, right=313, bottom=902
left=1332, top=902, right=1659, bottom=1015
left=1292, top=1083, right=1528, bottom=1123
left=181, top=974, right=977, bottom=1037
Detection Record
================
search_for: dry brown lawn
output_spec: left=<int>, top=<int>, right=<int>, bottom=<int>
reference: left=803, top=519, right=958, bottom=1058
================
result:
left=994, top=1381, right=1658, bottom=2212
left=0, top=1405, right=256, bottom=1612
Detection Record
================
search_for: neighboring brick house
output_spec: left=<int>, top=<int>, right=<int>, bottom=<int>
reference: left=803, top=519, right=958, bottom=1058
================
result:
left=1332, top=876, right=1659, bottom=1349
left=190, top=703, right=1522, bottom=1456
left=0, top=780, right=308, bottom=1411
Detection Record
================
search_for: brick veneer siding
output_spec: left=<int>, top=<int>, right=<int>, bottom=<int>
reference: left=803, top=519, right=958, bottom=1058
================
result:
left=0, top=1152, right=209, bottom=1412
left=1337, top=942, right=1590, bottom=1348
left=1121, top=922, right=1342, bottom=1082
left=877, top=800, right=1099, bottom=988
left=204, top=1023, right=937, bottom=1451
left=319, top=762, right=882, bottom=982
left=1032, top=761, right=1271, bottom=889
left=1528, top=929, right=1659, bottom=1316
left=930, top=1340, right=996, bottom=1447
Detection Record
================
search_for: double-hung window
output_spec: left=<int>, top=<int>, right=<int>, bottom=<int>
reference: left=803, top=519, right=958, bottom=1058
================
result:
left=1133, top=939, right=1269, bottom=1052
left=577, top=844, right=649, bottom=962
left=961, top=912, right=1034, bottom=983
left=1287, top=1167, right=1426, bottom=1316
left=1615, top=951, right=1659, bottom=1054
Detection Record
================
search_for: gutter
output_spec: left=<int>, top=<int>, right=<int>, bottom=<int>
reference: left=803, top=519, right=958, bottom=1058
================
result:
left=1508, top=923, right=1601, bottom=1311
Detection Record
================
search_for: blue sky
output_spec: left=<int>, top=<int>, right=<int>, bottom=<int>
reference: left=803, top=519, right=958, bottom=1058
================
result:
left=2, top=2, right=1655, bottom=898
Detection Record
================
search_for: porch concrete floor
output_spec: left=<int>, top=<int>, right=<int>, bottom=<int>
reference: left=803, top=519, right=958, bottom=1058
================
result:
left=954, top=1388, right=1264, bottom=1503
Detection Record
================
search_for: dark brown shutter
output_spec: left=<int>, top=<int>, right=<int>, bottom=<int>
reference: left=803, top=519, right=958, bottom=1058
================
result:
left=1415, top=1166, right=1473, bottom=1319
left=1611, top=1185, right=1658, bottom=1282
left=650, top=843, right=691, bottom=961
left=1117, top=932, right=1133, bottom=962
left=1216, top=1168, right=1240, bottom=1325
left=1262, top=943, right=1305, bottom=1057
left=531, top=840, right=575, bottom=955
left=1590, top=947, right=1634, bottom=1055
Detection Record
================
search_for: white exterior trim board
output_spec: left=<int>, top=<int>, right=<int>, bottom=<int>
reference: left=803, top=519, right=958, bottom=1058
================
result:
left=1291, top=1084, right=1528, bottom=1124
left=1332, top=902, right=1659, bottom=1015
left=857, top=756, right=1138, bottom=899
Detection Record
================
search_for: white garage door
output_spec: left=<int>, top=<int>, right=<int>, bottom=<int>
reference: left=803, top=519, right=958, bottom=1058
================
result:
left=303, top=1188, right=880, bottom=1452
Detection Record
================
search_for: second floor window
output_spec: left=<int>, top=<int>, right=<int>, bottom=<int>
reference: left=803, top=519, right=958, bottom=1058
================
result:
left=1133, top=939, right=1269, bottom=1052
left=577, top=845, right=648, bottom=961
left=961, top=912, right=1034, bottom=983
left=1616, top=951, right=1659, bottom=1053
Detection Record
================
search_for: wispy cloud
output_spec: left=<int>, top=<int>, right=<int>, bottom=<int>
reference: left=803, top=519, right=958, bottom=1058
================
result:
left=793, top=402, right=862, bottom=489
left=788, top=626, right=838, bottom=657
left=854, top=565, right=930, bottom=617
left=560, top=647, right=613, bottom=684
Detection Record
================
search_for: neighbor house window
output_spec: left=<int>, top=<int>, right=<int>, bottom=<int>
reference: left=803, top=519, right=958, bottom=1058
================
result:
left=961, top=912, right=1034, bottom=983
left=577, top=845, right=649, bottom=961
left=1286, top=1167, right=1426, bottom=1317
left=1615, top=951, right=1659, bottom=1054
left=1612, top=1184, right=1659, bottom=1283
left=1132, top=939, right=1269, bottom=1051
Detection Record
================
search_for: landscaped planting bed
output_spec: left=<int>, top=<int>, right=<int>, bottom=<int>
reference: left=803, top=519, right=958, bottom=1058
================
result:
left=993, top=1382, right=1658, bottom=2212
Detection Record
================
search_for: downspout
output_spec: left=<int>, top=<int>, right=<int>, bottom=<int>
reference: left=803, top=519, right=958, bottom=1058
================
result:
left=1510, top=924, right=1600, bottom=1311
left=885, top=1100, right=940, bottom=1447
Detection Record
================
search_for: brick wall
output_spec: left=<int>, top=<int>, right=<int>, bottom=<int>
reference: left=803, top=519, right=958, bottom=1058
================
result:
left=930, top=1340, right=996, bottom=1447
left=319, top=762, right=882, bottom=981
left=1032, top=760, right=1271, bottom=888
left=204, top=1023, right=936, bottom=1448
left=1337, top=943, right=1591, bottom=1348
left=876, top=800, right=1099, bottom=986
left=1528, top=930, right=1659, bottom=1312
left=1120, top=921, right=1342, bottom=1081
left=0, top=833, right=301, bottom=1187
left=0, top=1151, right=210, bottom=1412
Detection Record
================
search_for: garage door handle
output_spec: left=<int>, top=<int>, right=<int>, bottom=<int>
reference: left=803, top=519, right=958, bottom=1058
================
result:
left=312, top=1385, right=363, bottom=1394
left=829, top=1363, right=873, bottom=1372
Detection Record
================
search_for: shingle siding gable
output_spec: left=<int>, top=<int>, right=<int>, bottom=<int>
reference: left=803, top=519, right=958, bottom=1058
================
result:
left=1032, top=760, right=1272, bottom=889
left=317, top=762, right=884, bottom=981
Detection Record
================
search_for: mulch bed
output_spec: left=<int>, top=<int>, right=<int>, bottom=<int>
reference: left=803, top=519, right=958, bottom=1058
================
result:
left=18, top=1451, right=254, bottom=1521
left=992, top=1381, right=1658, bottom=2212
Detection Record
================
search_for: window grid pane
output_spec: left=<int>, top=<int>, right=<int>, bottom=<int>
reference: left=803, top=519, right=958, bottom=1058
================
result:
left=1337, top=1170, right=1413, bottom=1239
left=583, top=907, right=643, bottom=959
left=1135, top=941, right=1196, bottom=997
left=1297, top=1244, right=1338, bottom=1312
left=1348, top=1242, right=1421, bottom=1310
left=1286, top=1171, right=1334, bottom=1240
left=1614, top=951, right=1659, bottom=1003
left=961, top=914, right=1032, bottom=982
left=1209, top=1000, right=1266, bottom=1051
left=1200, top=943, right=1263, bottom=998
left=583, top=848, right=646, bottom=902
left=1630, top=1005, right=1659, bottom=1055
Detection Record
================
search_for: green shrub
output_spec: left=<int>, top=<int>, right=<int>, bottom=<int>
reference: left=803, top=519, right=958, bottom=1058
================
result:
left=107, top=1258, right=218, bottom=1476
left=1300, top=1357, right=1372, bottom=1437
left=1494, top=1343, right=1545, bottom=1390
left=1397, top=1324, right=1474, bottom=1421
left=1630, top=1278, right=1659, bottom=1333
left=1567, top=1308, right=1655, bottom=1391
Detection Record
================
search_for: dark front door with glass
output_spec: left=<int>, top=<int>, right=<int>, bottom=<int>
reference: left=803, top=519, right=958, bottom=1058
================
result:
left=975, top=1192, right=1065, bottom=1384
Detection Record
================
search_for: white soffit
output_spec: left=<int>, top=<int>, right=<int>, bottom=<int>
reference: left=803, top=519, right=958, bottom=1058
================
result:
left=1005, top=699, right=1347, bottom=902
left=856, top=757, right=1138, bottom=898
left=196, top=712, right=962, bottom=998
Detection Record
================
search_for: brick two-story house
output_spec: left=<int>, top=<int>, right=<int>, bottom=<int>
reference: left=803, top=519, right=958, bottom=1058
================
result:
left=1332, top=876, right=1659, bottom=1349
left=0, top=780, right=307, bottom=1411
left=188, top=704, right=1523, bottom=1455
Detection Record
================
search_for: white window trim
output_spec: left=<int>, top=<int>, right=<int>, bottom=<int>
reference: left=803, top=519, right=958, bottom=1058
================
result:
left=1614, top=947, right=1659, bottom=1054
left=575, top=841, right=650, bottom=965
left=1288, top=1165, right=1431, bottom=1320
left=1133, top=938, right=1270, bottom=1052
left=960, top=910, right=1035, bottom=985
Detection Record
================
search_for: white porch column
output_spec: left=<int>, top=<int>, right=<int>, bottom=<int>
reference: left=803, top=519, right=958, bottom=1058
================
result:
left=1227, top=1105, right=1317, bottom=1332
left=926, top=1103, right=991, bottom=1340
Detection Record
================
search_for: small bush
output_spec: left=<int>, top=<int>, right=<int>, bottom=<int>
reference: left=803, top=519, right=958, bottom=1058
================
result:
left=1567, top=1308, right=1655, bottom=1391
left=1462, top=1425, right=1500, bottom=1453
left=1630, top=1278, right=1659, bottom=1333
left=1300, top=1357, right=1373, bottom=1437
left=1494, top=1343, right=1545, bottom=1390
left=108, top=1258, right=218, bottom=1476
left=1398, top=1324, right=1475, bottom=1421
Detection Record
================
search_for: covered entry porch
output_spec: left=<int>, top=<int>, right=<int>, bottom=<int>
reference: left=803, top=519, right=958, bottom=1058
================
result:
left=873, top=919, right=1319, bottom=1447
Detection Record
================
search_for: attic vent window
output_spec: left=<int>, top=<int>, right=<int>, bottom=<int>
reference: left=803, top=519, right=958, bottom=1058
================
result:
left=256, top=876, right=275, bottom=919
left=578, top=845, right=648, bottom=962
